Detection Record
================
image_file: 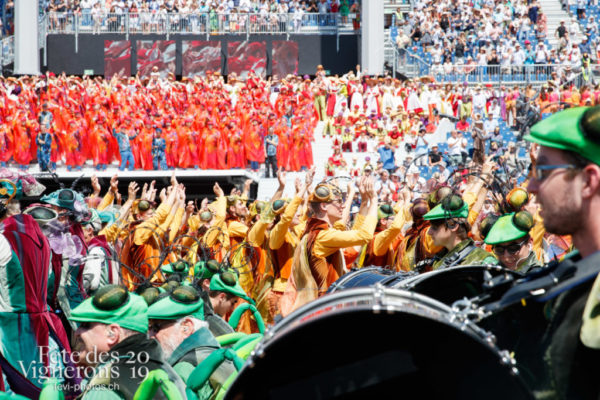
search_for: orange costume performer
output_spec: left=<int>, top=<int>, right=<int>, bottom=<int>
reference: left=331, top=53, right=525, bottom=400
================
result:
left=358, top=207, right=406, bottom=269
left=393, top=200, right=443, bottom=272
left=12, top=118, right=35, bottom=167
left=261, top=196, right=304, bottom=321
left=282, top=209, right=377, bottom=315
left=120, top=189, right=183, bottom=290
left=227, top=128, right=246, bottom=169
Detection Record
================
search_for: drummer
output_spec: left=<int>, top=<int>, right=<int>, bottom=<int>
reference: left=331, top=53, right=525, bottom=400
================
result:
left=525, top=105, right=600, bottom=399
left=423, top=194, right=498, bottom=269
left=483, top=211, right=542, bottom=273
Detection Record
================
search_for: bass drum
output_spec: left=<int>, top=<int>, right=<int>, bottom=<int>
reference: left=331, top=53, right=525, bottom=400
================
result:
left=326, top=267, right=415, bottom=293
left=225, top=287, right=533, bottom=400
left=394, top=265, right=523, bottom=305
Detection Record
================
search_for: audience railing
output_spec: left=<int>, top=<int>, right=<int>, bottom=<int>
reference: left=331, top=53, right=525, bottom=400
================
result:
left=433, top=64, right=595, bottom=85
left=394, top=51, right=597, bottom=85
left=46, top=12, right=352, bottom=37
left=1, top=35, right=13, bottom=67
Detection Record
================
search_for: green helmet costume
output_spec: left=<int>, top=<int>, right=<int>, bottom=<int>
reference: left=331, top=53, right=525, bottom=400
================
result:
left=423, top=195, right=497, bottom=269
left=148, top=286, right=236, bottom=400
left=68, top=285, right=187, bottom=400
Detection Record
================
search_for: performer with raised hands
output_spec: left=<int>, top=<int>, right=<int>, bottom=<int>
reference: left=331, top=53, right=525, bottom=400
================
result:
left=281, top=176, right=379, bottom=315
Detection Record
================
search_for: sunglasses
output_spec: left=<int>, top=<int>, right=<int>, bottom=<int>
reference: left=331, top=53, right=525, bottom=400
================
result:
left=493, top=239, right=527, bottom=256
left=532, top=164, right=578, bottom=181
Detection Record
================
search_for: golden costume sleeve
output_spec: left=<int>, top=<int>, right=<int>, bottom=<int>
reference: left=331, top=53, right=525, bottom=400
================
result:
left=373, top=211, right=406, bottom=257
left=99, top=222, right=120, bottom=243
left=97, top=192, right=114, bottom=211
left=530, top=211, right=546, bottom=261
left=228, top=220, right=249, bottom=239
left=133, top=203, right=171, bottom=246
left=270, top=196, right=302, bottom=250
left=204, top=196, right=227, bottom=247
left=313, top=215, right=377, bottom=258
left=247, top=220, right=269, bottom=247
left=168, top=206, right=185, bottom=243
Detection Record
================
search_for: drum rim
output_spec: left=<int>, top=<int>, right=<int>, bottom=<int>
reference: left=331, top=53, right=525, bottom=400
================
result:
left=260, top=287, right=499, bottom=358
left=274, top=287, right=452, bottom=335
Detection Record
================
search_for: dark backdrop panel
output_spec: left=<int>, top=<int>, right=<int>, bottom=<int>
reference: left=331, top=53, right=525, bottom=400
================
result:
left=47, top=34, right=359, bottom=76
left=272, top=40, right=298, bottom=78
left=182, top=40, right=221, bottom=78
left=227, top=41, right=267, bottom=79
left=136, top=40, right=176, bottom=79
left=104, top=40, right=131, bottom=78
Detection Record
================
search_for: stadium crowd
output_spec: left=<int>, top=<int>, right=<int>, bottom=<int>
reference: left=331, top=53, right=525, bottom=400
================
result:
left=44, top=0, right=358, bottom=18
left=393, top=0, right=600, bottom=70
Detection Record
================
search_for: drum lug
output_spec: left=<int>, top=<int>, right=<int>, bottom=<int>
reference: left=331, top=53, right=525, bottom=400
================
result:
left=372, top=283, right=389, bottom=314
left=498, top=350, right=519, bottom=376
left=248, top=342, right=266, bottom=368
left=484, top=332, right=497, bottom=346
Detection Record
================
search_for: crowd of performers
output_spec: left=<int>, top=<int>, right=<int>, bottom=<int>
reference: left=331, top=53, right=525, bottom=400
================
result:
left=4, top=65, right=600, bottom=174
left=0, top=71, right=315, bottom=172
left=2, top=107, right=599, bottom=400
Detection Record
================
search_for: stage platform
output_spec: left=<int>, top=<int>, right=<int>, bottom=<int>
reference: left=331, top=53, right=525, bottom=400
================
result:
left=20, top=165, right=259, bottom=204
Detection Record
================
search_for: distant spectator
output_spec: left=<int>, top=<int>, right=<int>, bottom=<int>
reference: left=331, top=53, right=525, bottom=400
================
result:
left=377, top=139, right=396, bottom=174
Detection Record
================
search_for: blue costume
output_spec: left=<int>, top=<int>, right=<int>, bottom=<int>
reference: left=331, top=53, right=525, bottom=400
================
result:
left=112, top=128, right=138, bottom=171
left=38, top=110, right=54, bottom=171
left=36, top=132, right=52, bottom=171
left=152, top=131, right=167, bottom=170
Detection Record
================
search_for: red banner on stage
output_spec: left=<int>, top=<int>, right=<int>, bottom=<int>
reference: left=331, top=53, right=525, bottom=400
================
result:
left=182, top=41, right=221, bottom=78
left=272, top=41, right=299, bottom=78
left=136, top=40, right=176, bottom=79
left=227, top=41, right=266, bottom=79
left=104, top=40, right=131, bottom=78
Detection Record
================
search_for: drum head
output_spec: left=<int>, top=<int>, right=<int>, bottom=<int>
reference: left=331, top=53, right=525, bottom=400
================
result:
left=327, top=267, right=398, bottom=293
left=226, top=289, right=532, bottom=400
left=395, top=265, right=522, bottom=305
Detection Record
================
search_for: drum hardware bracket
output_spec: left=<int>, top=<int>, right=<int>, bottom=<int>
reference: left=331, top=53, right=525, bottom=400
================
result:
left=450, top=297, right=489, bottom=323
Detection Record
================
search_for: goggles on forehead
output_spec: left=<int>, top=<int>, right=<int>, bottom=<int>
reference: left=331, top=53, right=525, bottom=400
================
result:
left=169, top=285, right=201, bottom=304
left=220, top=269, right=239, bottom=287
left=310, top=183, right=342, bottom=203
left=580, top=105, right=600, bottom=144
left=92, top=285, right=130, bottom=311
left=24, top=205, right=59, bottom=226
left=512, top=210, right=534, bottom=232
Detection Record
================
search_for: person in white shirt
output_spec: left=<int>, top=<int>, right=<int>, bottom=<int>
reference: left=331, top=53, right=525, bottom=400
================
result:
left=472, top=86, right=487, bottom=117
left=483, top=113, right=498, bottom=136
left=513, top=43, right=526, bottom=66
left=318, top=0, right=329, bottom=14
left=447, top=130, right=464, bottom=166
left=488, top=99, right=501, bottom=120
left=374, top=170, right=395, bottom=195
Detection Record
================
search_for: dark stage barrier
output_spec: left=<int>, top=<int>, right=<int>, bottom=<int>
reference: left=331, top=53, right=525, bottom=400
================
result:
left=47, top=34, right=359, bottom=77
